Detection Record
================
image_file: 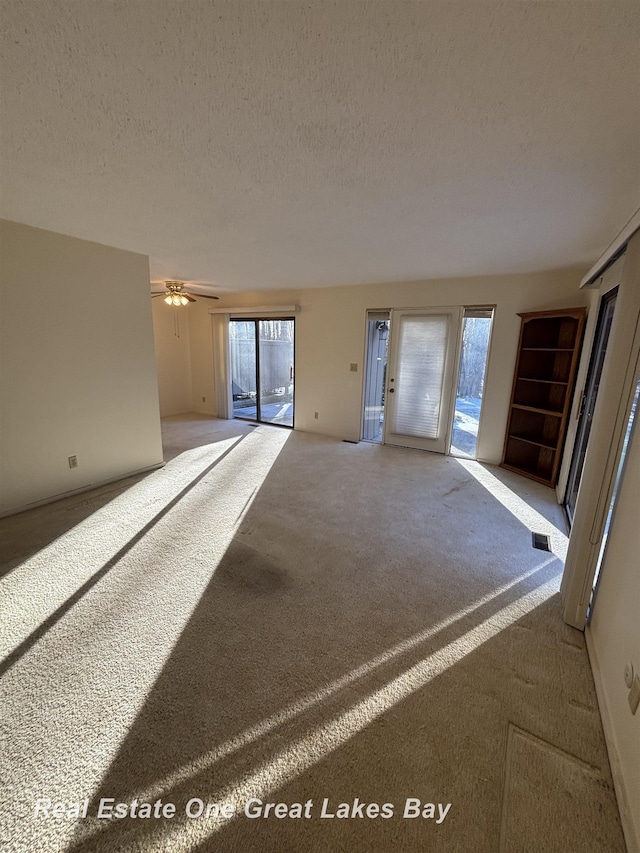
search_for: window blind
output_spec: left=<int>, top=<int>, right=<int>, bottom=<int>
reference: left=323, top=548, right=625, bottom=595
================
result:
left=391, top=314, right=449, bottom=438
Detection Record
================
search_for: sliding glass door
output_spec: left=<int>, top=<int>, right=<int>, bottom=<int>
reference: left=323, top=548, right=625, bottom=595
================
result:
left=564, top=289, right=617, bottom=523
left=230, top=318, right=294, bottom=427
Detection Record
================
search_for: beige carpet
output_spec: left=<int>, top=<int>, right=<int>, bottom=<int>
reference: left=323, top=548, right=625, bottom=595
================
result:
left=0, top=414, right=626, bottom=852
left=500, top=725, right=623, bottom=853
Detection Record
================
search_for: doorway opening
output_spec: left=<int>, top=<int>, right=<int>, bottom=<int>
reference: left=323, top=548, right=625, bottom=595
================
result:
left=362, top=312, right=390, bottom=442
left=564, top=288, right=618, bottom=524
left=450, top=308, right=494, bottom=459
left=230, top=318, right=295, bottom=427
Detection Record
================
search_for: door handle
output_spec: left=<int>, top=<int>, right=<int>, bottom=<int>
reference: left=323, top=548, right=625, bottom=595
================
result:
left=577, top=392, right=586, bottom=419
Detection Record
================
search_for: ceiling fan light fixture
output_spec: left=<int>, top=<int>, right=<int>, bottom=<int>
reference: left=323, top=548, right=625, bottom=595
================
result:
left=154, top=279, right=218, bottom=305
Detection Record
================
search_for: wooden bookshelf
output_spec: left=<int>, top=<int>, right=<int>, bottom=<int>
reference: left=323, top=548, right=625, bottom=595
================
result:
left=501, top=307, right=586, bottom=487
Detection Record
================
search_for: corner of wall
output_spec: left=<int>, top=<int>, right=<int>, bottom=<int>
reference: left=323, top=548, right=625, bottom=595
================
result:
left=586, top=628, right=640, bottom=853
left=0, top=220, right=164, bottom=513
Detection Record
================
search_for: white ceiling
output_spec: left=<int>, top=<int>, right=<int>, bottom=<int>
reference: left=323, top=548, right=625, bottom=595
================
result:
left=1, top=1, right=639, bottom=293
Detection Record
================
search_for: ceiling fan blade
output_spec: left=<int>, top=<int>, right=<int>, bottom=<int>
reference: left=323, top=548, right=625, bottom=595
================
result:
left=192, top=293, right=220, bottom=300
left=183, top=294, right=197, bottom=302
left=151, top=293, right=166, bottom=298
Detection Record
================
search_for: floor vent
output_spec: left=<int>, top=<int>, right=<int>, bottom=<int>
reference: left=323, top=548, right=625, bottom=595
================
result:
left=342, top=439, right=359, bottom=444
left=532, top=532, right=551, bottom=552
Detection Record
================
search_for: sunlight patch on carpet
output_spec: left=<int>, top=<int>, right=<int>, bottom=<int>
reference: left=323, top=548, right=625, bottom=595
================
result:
left=0, top=436, right=246, bottom=661
left=0, top=427, right=290, bottom=853
left=133, top=558, right=559, bottom=805
left=454, top=460, right=568, bottom=558
left=130, top=573, right=561, bottom=848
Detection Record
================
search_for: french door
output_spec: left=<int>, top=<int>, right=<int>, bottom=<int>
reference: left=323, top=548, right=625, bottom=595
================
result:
left=229, top=318, right=295, bottom=427
left=383, top=308, right=462, bottom=452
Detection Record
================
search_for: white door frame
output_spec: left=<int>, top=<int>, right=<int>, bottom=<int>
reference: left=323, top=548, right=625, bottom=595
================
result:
left=561, top=228, right=640, bottom=629
left=556, top=255, right=625, bottom=502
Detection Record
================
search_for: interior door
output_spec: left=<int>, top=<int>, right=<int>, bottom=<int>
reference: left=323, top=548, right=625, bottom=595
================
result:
left=384, top=308, right=462, bottom=452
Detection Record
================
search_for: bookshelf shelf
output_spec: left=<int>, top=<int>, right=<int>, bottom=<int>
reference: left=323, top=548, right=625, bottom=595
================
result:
left=502, top=308, right=586, bottom=487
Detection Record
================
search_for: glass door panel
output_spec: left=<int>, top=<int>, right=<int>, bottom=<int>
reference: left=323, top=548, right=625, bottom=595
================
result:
left=362, top=312, right=390, bottom=441
left=590, top=377, right=639, bottom=613
left=565, top=289, right=617, bottom=523
left=384, top=308, right=461, bottom=453
left=230, top=320, right=257, bottom=421
left=450, top=308, right=494, bottom=459
left=258, top=319, right=295, bottom=427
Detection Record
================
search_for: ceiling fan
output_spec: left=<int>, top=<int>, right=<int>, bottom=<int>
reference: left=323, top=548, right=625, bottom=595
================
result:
left=151, top=281, right=220, bottom=305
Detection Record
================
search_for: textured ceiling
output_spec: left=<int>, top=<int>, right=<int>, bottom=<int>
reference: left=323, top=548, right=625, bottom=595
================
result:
left=1, top=1, right=639, bottom=292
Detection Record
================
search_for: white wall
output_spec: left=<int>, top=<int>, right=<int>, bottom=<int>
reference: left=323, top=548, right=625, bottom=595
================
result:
left=186, top=269, right=588, bottom=463
left=189, top=300, right=217, bottom=417
left=0, top=220, right=164, bottom=514
left=151, top=299, right=193, bottom=416
left=588, top=409, right=640, bottom=853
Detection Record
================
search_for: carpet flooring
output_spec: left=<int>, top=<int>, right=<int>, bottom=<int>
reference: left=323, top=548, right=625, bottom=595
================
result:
left=0, top=414, right=626, bottom=852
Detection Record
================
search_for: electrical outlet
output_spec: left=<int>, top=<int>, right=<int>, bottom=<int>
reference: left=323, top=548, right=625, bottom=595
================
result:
left=314, top=412, right=319, bottom=419
left=350, top=363, right=358, bottom=372
left=68, top=455, right=78, bottom=469
left=629, top=674, right=640, bottom=716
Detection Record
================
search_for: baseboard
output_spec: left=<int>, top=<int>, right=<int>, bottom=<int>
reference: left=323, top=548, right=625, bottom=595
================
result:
left=586, top=627, right=639, bottom=853
left=163, top=409, right=217, bottom=418
left=191, top=407, right=218, bottom=417
left=0, top=462, right=165, bottom=519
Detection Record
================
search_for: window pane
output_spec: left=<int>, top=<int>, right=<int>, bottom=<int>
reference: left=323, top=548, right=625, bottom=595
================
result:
left=450, top=312, right=493, bottom=458
left=362, top=314, right=389, bottom=441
